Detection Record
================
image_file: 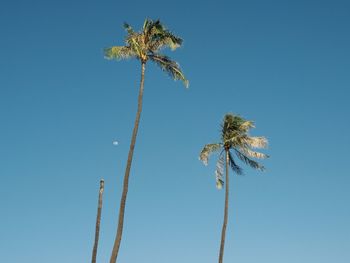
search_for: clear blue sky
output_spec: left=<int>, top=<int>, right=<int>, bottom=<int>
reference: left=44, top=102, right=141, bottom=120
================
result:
left=1, top=0, right=349, bottom=262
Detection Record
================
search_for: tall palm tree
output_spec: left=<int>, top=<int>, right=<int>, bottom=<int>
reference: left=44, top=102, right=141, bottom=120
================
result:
left=199, top=113, right=268, bottom=263
left=91, top=179, right=105, bottom=263
left=104, top=19, right=188, bottom=263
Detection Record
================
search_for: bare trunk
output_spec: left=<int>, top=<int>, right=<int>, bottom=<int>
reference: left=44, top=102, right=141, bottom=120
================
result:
left=91, top=179, right=105, bottom=263
left=218, top=150, right=230, bottom=263
left=110, top=61, right=146, bottom=263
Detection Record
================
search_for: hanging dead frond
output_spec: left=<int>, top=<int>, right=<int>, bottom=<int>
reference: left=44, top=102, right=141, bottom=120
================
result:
left=215, top=153, right=225, bottom=189
left=199, top=143, right=221, bottom=165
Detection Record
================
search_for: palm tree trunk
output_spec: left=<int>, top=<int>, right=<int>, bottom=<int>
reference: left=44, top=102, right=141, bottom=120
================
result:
left=110, top=61, right=146, bottom=263
left=91, top=179, right=105, bottom=263
left=218, top=150, right=230, bottom=263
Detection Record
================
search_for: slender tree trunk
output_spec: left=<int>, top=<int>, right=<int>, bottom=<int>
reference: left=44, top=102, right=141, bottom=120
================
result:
left=91, top=179, right=105, bottom=263
left=110, top=61, right=146, bottom=263
left=218, top=150, right=230, bottom=263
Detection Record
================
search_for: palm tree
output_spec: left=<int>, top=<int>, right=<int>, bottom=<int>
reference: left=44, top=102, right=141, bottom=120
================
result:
left=199, top=113, right=268, bottom=263
left=91, top=179, right=105, bottom=263
left=104, top=19, right=188, bottom=263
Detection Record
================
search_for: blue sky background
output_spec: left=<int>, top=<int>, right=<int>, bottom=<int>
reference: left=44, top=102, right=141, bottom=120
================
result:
left=1, top=0, right=349, bottom=262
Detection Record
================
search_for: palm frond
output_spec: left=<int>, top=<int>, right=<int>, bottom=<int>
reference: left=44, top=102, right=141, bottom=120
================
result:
left=104, top=46, right=135, bottom=60
left=234, top=149, right=265, bottom=171
left=163, top=32, right=183, bottom=50
left=239, top=120, right=255, bottom=132
left=149, top=54, right=189, bottom=87
left=239, top=146, right=269, bottom=159
left=143, top=19, right=162, bottom=43
left=141, top=19, right=183, bottom=51
left=143, top=19, right=151, bottom=32
left=221, top=114, right=243, bottom=141
left=215, top=153, right=225, bottom=189
left=150, top=19, right=163, bottom=32
left=150, top=32, right=183, bottom=51
left=243, top=136, right=268, bottom=149
left=222, top=114, right=253, bottom=135
left=199, top=143, right=221, bottom=165
left=124, top=34, right=144, bottom=58
left=228, top=152, right=243, bottom=175
left=143, top=19, right=158, bottom=42
left=123, top=22, right=134, bottom=35
left=143, top=19, right=162, bottom=33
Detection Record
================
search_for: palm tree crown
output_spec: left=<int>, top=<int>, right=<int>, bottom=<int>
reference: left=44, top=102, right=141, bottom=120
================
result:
left=104, top=19, right=188, bottom=87
left=200, top=113, right=268, bottom=189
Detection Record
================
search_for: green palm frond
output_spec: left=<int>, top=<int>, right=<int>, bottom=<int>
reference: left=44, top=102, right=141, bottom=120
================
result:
left=221, top=114, right=234, bottom=137
left=143, top=19, right=161, bottom=34
left=165, top=32, right=183, bottom=49
left=142, top=19, right=151, bottom=31
left=142, top=19, right=155, bottom=44
left=104, top=46, right=136, bottom=60
left=149, top=54, right=189, bottom=87
left=228, top=152, right=243, bottom=175
left=215, top=153, right=225, bottom=189
left=222, top=114, right=253, bottom=137
left=150, top=19, right=163, bottom=32
left=141, top=19, right=183, bottom=51
left=234, top=149, right=265, bottom=171
left=143, top=19, right=163, bottom=45
left=123, top=23, right=134, bottom=35
left=150, top=32, right=183, bottom=51
left=222, top=114, right=243, bottom=141
left=124, top=34, right=144, bottom=58
left=199, top=143, right=221, bottom=165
